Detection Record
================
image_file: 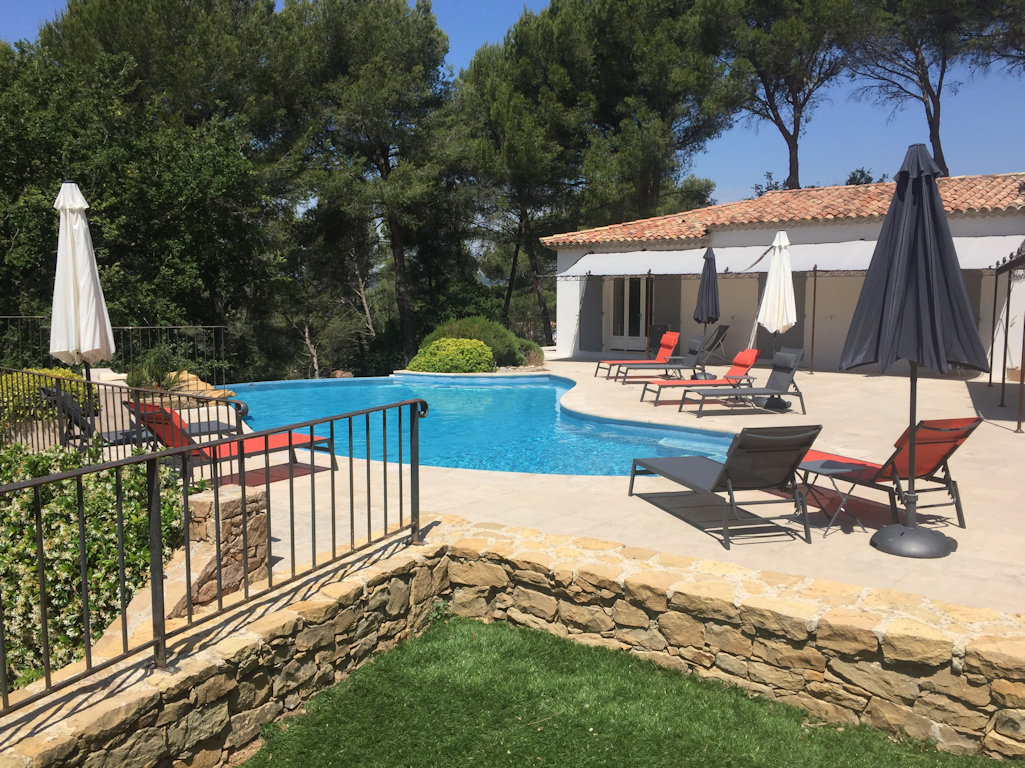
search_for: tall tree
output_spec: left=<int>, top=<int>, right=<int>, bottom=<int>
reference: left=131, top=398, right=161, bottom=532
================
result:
left=701, top=0, right=855, bottom=189
left=38, top=0, right=277, bottom=126
left=0, top=45, right=263, bottom=327
left=295, top=0, right=451, bottom=362
left=579, top=0, right=737, bottom=221
left=457, top=10, right=592, bottom=344
left=846, top=0, right=981, bottom=176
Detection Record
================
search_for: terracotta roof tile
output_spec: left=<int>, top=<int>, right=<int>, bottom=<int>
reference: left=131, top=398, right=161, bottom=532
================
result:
left=541, top=173, right=1025, bottom=247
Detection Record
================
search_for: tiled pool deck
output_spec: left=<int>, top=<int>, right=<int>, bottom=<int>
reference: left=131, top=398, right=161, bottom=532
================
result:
left=416, top=355, right=1025, bottom=616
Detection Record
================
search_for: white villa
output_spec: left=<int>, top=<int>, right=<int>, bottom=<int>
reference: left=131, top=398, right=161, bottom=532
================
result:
left=542, top=173, right=1025, bottom=373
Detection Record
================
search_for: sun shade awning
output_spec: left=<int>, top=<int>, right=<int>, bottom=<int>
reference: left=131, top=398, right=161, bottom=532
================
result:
left=557, top=235, right=1025, bottom=277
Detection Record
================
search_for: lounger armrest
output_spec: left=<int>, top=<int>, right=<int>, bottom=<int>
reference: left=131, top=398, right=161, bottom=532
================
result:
left=724, top=375, right=753, bottom=387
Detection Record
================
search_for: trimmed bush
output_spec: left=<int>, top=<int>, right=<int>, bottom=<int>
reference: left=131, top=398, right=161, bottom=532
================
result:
left=408, top=338, right=495, bottom=373
left=0, top=443, right=183, bottom=687
left=420, top=316, right=542, bottom=367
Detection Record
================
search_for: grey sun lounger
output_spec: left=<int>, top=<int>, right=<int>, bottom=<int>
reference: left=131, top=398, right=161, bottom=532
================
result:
left=680, top=348, right=805, bottom=416
left=628, top=425, right=822, bottom=549
left=615, top=324, right=729, bottom=383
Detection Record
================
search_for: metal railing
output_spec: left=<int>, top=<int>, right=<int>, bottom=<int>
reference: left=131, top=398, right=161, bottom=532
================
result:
left=0, top=398, right=426, bottom=716
left=0, top=367, right=247, bottom=464
left=0, top=318, right=231, bottom=386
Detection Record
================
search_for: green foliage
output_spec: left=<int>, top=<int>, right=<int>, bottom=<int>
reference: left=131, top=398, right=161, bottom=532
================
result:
left=0, top=368, right=88, bottom=430
left=420, top=316, right=528, bottom=367
left=407, top=338, right=495, bottom=373
left=0, top=443, right=183, bottom=687
left=845, top=167, right=889, bottom=185
left=517, top=339, right=545, bottom=367
left=124, top=346, right=185, bottom=390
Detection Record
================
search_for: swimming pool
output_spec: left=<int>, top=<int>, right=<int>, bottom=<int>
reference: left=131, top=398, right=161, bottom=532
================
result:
left=231, top=374, right=732, bottom=476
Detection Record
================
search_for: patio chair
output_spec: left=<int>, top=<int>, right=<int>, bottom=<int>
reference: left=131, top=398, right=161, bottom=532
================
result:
left=614, top=325, right=730, bottom=383
left=594, top=331, right=681, bottom=379
left=799, top=417, right=982, bottom=531
left=128, top=401, right=337, bottom=478
left=628, top=424, right=822, bottom=549
left=680, top=348, right=805, bottom=416
left=41, top=386, right=141, bottom=447
left=645, top=324, right=669, bottom=358
left=639, top=348, right=760, bottom=406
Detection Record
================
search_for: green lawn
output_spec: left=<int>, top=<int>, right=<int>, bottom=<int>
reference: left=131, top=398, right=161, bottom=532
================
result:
left=244, top=616, right=994, bottom=767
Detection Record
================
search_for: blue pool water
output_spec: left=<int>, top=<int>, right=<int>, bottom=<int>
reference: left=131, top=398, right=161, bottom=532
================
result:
left=231, top=374, right=731, bottom=476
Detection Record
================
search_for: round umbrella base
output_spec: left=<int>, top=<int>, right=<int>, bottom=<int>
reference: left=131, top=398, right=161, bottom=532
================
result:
left=870, top=524, right=957, bottom=559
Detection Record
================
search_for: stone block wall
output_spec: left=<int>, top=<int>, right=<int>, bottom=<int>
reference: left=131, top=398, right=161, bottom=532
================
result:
left=3, top=515, right=1024, bottom=766
left=169, top=488, right=269, bottom=617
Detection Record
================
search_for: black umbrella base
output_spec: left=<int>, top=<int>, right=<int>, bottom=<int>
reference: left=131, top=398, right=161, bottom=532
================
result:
left=870, top=524, right=957, bottom=558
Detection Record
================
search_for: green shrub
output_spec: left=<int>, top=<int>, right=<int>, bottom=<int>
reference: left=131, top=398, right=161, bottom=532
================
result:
left=517, top=339, right=545, bottom=367
left=0, top=443, right=183, bottom=687
left=408, top=338, right=495, bottom=373
left=420, top=316, right=529, bottom=366
left=0, top=367, right=91, bottom=431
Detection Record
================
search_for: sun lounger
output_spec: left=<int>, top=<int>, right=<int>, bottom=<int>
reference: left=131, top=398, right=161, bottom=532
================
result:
left=628, top=425, right=822, bottom=549
left=128, top=401, right=336, bottom=478
left=639, top=348, right=760, bottom=406
left=799, top=417, right=981, bottom=530
left=41, top=386, right=142, bottom=447
left=595, top=331, right=681, bottom=379
left=614, top=325, right=730, bottom=383
left=680, top=348, right=805, bottom=416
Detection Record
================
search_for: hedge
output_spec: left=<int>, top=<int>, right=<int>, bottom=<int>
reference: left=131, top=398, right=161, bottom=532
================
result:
left=408, top=338, right=495, bottom=373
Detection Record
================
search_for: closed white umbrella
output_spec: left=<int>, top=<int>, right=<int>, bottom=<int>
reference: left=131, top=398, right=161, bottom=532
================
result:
left=755, top=230, right=797, bottom=343
left=49, top=181, right=115, bottom=372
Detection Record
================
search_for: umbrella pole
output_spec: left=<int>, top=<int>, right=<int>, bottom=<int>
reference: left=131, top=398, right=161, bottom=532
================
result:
left=905, top=363, right=918, bottom=526
left=83, top=361, right=99, bottom=439
left=809, top=265, right=817, bottom=374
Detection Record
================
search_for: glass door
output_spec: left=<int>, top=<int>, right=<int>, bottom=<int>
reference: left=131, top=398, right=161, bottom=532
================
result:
left=610, top=277, right=647, bottom=350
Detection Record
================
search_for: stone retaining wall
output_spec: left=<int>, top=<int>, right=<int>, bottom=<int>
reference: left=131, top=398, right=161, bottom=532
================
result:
left=169, top=488, right=269, bottom=617
left=3, top=516, right=1024, bottom=766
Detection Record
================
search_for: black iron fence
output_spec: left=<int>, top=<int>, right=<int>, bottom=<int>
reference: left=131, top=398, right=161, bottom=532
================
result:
left=0, top=367, right=247, bottom=464
left=0, top=398, right=426, bottom=716
left=0, top=318, right=231, bottom=386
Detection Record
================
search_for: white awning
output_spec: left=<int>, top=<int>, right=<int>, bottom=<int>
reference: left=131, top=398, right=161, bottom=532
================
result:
left=557, top=235, right=1025, bottom=277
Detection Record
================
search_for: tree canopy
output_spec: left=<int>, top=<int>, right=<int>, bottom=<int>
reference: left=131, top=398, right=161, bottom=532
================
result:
left=0, top=0, right=1009, bottom=378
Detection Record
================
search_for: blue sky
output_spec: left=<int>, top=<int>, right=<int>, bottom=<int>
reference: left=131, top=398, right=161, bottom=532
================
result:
left=5, top=0, right=1023, bottom=204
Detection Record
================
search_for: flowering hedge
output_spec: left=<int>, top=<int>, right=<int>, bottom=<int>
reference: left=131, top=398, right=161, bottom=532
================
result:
left=0, top=443, right=183, bottom=687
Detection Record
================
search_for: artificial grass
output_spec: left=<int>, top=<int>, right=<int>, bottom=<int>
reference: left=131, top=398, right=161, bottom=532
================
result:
left=244, top=616, right=994, bottom=767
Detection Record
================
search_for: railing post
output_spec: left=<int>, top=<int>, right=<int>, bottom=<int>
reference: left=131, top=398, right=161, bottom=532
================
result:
left=147, top=458, right=167, bottom=668
left=409, top=402, right=422, bottom=545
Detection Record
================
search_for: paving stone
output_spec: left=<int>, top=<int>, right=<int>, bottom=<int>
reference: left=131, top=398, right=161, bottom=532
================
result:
left=920, top=667, right=991, bottom=708
left=882, top=618, right=953, bottom=666
left=669, top=580, right=740, bottom=623
left=739, top=595, right=817, bottom=641
left=559, top=601, right=614, bottom=633
left=965, top=636, right=1025, bottom=680
left=828, top=658, right=919, bottom=704
left=993, top=679, right=1025, bottom=708
left=914, top=692, right=990, bottom=732
left=752, top=637, right=826, bottom=672
left=705, top=623, right=752, bottom=656
left=658, top=611, right=704, bottom=648
left=624, top=570, right=678, bottom=612
left=815, top=609, right=882, bottom=656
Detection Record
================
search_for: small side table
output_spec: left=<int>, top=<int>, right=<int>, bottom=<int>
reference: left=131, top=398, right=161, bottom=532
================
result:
left=798, top=457, right=868, bottom=537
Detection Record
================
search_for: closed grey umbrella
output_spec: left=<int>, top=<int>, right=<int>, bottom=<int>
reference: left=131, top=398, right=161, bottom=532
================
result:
left=840, top=144, right=989, bottom=558
left=693, top=248, right=720, bottom=329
